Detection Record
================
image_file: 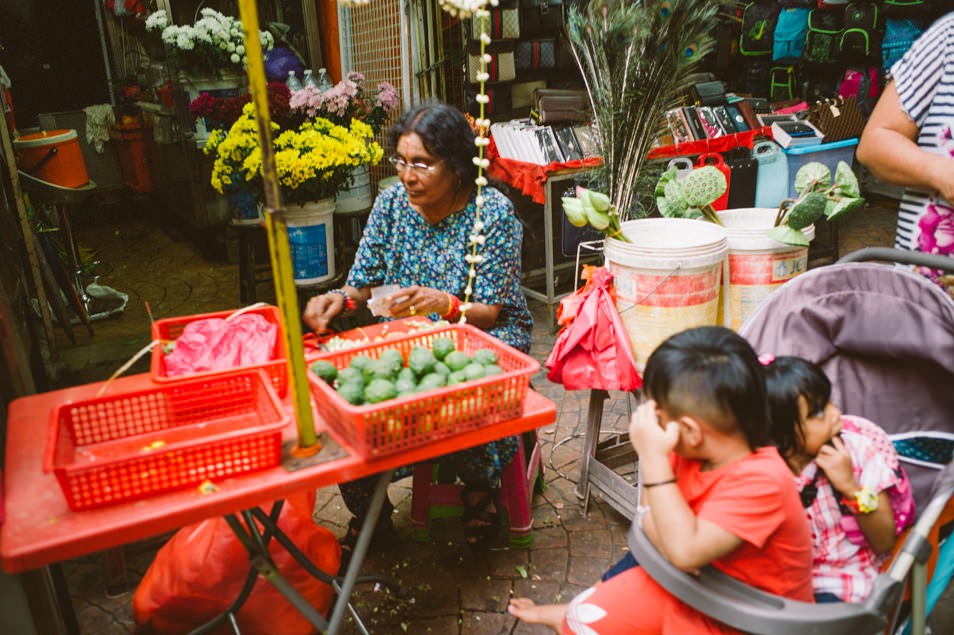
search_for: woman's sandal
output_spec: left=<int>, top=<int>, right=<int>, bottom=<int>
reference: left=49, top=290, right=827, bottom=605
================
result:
left=337, top=513, right=394, bottom=576
left=461, top=485, right=502, bottom=551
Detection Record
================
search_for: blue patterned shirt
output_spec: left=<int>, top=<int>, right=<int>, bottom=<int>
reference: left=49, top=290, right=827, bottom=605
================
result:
left=347, top=184, right=533, bottom=352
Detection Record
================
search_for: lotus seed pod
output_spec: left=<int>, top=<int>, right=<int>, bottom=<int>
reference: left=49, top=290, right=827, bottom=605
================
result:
left=681, top=166, right=726, bottom=208
left=787, top=191, right=827, bottom=230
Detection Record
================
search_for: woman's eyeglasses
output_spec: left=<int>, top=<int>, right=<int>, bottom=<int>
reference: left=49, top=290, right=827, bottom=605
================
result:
left=388, top=155, right=442, bottom=175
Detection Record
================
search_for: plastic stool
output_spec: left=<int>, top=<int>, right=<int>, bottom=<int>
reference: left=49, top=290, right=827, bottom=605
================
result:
left=410, top=431, right=545, bottom=548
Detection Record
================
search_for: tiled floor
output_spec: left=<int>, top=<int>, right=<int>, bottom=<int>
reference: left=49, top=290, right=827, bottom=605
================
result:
left=32, top=195, right=907, bottom=633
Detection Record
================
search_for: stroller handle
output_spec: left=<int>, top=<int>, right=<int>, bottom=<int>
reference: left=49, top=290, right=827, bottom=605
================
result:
left=838, top=247, right=954, bottom=273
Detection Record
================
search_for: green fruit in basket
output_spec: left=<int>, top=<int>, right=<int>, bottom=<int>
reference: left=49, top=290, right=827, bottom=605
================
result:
left=367, top=358, right=397, bottom=381
left=472, top=348, right=499, bottom=366
left=483, top=364, right=504, bottom=377
left=336, top=366, right=365, bottom=388
left=379, top=349, right=405, bottom=374
left=348, top=354, right=375, bottom=372
left=463, top=363, right=486, bottom=382
left=336, top=382, right=365, bottom=405
left=397, top=367, right=417, bottom=384
left=408, top=346, right=437, bottom=377
left=432, top=361, right=451, bottom=376
left=365, top=378, right=398, bottom=404
left=311, top=360, right=338, bottom=384
left=447, top=370, right=466, bottom=385
left=431, top=337, right=456, bottom=361
left=417, top=373, right=447, bottom=391
left=444, top=350, right=471, bottom=372
left=395, top=377, right=417, bottom=394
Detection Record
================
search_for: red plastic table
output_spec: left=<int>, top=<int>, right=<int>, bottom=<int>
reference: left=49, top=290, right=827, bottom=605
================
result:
left=2, top=371, right=555, bottom=630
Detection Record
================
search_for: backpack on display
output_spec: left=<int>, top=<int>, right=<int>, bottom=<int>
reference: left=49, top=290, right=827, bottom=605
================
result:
left=770, top=65, right=799, bottom=102
left=882, top=0, right=932, bottom=17
left=804, top=9, right=843, bottom=64
left=882, top=18, right=925, bottom=71
left=740, top=2, right=781, bottom=56
left=838, top=65, right=880, bottom=116
left=773, top=7, right=811, bottom=62
left=840, top=2, right=883, bottom=61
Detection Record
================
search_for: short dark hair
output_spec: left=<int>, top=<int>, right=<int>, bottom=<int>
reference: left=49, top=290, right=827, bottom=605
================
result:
left=643, top=326, right=770, bottom=450
left=764, top=356, right=832, bottom=458
left=387, top=102, right=478, bottom=184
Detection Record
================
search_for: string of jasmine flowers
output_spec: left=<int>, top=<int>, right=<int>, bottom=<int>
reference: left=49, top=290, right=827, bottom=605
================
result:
left=336, top=0, right=496, bottom=324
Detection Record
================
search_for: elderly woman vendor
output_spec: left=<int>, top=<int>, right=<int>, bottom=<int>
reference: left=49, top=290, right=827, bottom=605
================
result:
left=303, top=102, right=533, bottom=570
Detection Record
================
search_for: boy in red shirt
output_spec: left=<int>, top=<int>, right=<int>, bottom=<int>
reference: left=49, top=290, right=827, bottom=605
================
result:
left=509, top=326, right=813, bottom=633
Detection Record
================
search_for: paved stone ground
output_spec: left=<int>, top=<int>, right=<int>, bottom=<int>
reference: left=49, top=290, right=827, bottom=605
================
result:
left=55, top=197, right=902, bottom=633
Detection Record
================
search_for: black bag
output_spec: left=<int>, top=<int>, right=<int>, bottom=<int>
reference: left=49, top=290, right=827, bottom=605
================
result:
left=739, top=1, right=781, bottom=56
left=840, top=2, right=883, bottom=61
left=465, top=83, right=513, bottom=119
left=803, top=8, right=842, bottom=65
left=519, top=0, right=563, bottom=36
left=515, top=39, right=557, bottom=71
left=689, top=81, right=727, bottom=107
left=726, top=147, right=758, bottom=209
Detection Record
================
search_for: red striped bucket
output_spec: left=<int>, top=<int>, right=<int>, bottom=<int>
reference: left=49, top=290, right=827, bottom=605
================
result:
left=717, top=208, right=815, bottom=331
left=605, top=218, right=728, bottom=369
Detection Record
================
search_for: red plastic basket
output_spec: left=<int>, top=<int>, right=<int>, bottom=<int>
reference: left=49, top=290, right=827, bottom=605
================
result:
left=150, top=305, right=288, bottom=396
left=307, top=323, right=539, bottom=459
left=44, top=370, right=289, bottom=511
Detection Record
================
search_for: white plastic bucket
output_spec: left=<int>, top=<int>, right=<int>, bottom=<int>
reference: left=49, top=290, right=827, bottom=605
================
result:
left=177, top=71, right=245, bottom=147
left=335, top=164, right=374, bottom=214
left=286, top=199, right=336, bottom=286
left=717, top=208, right=815, bottom=331
left=604, top=218, right=728, bottom=369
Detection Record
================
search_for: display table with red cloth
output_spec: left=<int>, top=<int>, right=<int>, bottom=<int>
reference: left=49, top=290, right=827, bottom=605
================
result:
left=2, top=352, right=555, bottom=631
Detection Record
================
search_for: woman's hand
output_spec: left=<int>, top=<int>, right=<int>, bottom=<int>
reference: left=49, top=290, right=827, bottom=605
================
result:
left=303, top=292, right=345, bottom=333
left=816, top=436, right=858, bottom=496
left=385, top=285, right=452, bottom=318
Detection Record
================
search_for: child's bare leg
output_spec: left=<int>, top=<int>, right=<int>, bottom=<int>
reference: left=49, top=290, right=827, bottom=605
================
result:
left=508, top=598, right=567, bottom=632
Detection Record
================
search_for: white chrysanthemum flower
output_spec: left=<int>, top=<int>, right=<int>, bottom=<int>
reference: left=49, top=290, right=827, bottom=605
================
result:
left=236, top=45, right=245, bottom=55
left=231, top=53, right=240, bottom=64
left=227, top=42, right=236, bottom=52
left=177, top=32, right=195, bottom=50
left=145, top=10, right=169, bottom=31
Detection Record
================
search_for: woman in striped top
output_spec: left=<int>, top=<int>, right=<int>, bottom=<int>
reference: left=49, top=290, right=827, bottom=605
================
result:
left=857, top=12, right=954, bottom=295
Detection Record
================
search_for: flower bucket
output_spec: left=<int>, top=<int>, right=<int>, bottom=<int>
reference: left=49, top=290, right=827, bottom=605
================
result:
left=717, top=208, right=815, bottom=331
left=335, top=164, right=374, bottom=214
left=287, top=199, right=336, bottom=286
left=226, top=185, right=260, bottom=224
left=178, top=70, right=246, bottom=146
left=604, top=218, right=728, bottom=369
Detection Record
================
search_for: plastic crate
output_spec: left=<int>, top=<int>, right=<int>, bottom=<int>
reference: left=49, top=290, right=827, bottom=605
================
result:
left=307, top=324, right=539, bottom=460
left=150, top=305, right=288, bottom=396
left=44, top=370, right=289, bottom=511
left=782, top=137, right=859, bottom=198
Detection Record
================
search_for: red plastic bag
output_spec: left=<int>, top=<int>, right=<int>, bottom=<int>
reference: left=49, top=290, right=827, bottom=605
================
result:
left=545, top=267, right=642, bottom=391
left=163, top=313, right=278, bottom=377
left=133, top=493, right=340, bottom=634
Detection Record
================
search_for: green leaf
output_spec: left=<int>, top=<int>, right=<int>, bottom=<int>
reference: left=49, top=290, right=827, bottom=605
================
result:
left=767, top=225, right=811, bottom=247
left=833, top=161, right=860, bottom=198
left=515, top=565, right=528, bottom=578
left=793, top=162, right=831, bottom=195
left=655, top=165, right=679, bottom=198
left=826, top=196, right=865, bottom=221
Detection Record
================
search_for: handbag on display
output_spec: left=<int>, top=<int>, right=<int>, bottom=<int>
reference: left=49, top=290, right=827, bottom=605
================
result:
left=519, top=0, right=563, bottom=35
left=689, top=81, right=727, bottom=107
left=466, top=83, right=513, bottom=119
left=808, top=95, right=866, bottom=142
left=471, top=8, right=520, bottom=40
left=515, top=39, right=558, bottom=71
left=467, top=48, right=517, bottom=83
left=533, top=88, right=589, bottom=124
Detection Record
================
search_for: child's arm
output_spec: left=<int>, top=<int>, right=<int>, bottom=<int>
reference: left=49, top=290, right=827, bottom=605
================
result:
left=630, top=401, right=743, bottom=572
left=816, top=436, right=897, bottom=553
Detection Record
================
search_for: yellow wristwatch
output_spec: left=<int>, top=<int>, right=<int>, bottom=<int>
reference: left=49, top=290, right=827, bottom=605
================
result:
left=841, top=486, right=878, bottom=515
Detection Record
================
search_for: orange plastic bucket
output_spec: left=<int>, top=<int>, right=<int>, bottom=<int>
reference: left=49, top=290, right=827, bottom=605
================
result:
left=13, top=129, right=89, bottom=188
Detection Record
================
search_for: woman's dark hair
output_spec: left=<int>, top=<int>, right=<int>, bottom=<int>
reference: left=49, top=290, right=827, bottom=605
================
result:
left=764, top=356, right=832, bottom=458
left=643, top=326, right=770, bottom=450
left=387, top=102, right=478, bottom=185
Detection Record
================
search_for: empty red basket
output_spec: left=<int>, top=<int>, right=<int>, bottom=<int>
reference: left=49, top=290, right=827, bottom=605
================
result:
left=44, top=370, right=289, bottom=511
left=150, top=305, right=288, bottom=397
left=307, top=323, right=539, bottom=460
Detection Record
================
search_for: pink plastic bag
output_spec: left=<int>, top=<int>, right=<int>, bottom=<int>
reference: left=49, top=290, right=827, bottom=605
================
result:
left=164, top=313, right=278, bottom=377
left=545, top=267, right=642, bottom=391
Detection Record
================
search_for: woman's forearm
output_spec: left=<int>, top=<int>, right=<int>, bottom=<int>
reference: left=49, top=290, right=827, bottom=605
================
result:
left=460, top=301, right=501, bottom=330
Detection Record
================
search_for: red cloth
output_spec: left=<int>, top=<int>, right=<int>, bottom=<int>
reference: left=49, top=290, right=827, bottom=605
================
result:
left=486, top=137, right=602, bottom=204
left=647, top=127, right=773, bottom=160
left=544, top=267, right=641, bottom=392
left=560, top=448, right=814, bottom=634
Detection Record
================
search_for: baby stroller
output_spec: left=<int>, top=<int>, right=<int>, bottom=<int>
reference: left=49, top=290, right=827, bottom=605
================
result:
left=628, top=248, right=954, bottom=634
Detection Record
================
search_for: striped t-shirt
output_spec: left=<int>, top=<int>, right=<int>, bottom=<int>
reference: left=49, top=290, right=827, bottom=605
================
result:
left=891, top=12, right=954, bottom=262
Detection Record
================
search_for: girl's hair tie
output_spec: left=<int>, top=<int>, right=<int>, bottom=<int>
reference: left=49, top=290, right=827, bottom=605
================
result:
left=758, top=353, right=775, bottom=366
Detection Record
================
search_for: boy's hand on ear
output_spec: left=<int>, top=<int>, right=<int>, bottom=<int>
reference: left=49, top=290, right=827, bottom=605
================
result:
left=816, top=435, right=858, bottom=496
left=630, top=400, right=680, bottom=459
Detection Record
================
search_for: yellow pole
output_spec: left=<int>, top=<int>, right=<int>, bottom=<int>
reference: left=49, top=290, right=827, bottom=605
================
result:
left=237, top=0, right=319, bottom=453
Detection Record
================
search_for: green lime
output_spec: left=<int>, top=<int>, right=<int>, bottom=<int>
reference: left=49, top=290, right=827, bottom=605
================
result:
left=432, top=361, right=451, bottom=376
left=348, top=354, right=374, bottom=372
left=483, top=364, right=503, bottom=377
left=310, top=360, right=338, bottom=384
left=364, top=378, right=398, bottom=404
left=446, top=370, right=466, bottom=385
left=336, top=382, right=365, bottom=405
left=367, top=358, right=397, bottom=381
left=463, top=363, right=485, bottom=382
left=408, top=346, right=437, bottom=377
left=379, top=349, right=405, bottom=375
left=417, top=373, right=446, bottom=392
left=431, top=337, right=456, bottom=361
left=397, top=367, right=417, bottom=384
left=395, top=378, right=417, bottom=394
left=444, top=350, right=471, bottom=372
left=336, top=367, right=365, bottom=388
left=472, top=348, right=499, bottom=366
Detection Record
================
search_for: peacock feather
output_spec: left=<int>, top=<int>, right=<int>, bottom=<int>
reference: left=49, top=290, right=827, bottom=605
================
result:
left=565, top=0, right=726, bottom=221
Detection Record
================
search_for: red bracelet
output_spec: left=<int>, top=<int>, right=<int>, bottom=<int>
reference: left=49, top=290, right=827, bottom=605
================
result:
left=442, top=293, right=461, bottom=321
